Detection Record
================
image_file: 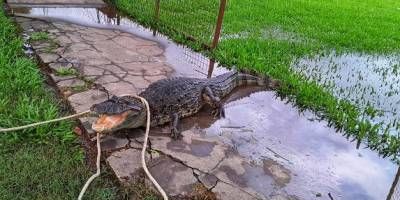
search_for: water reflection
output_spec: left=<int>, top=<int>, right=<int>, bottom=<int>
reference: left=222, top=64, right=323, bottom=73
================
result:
left=12, top=6, right=121, bottom=25
left=206, top=90, right=396, bottom=199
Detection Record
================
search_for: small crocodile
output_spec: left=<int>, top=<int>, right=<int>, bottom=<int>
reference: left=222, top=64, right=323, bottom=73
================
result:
left=90, top=71, right=280, bottom=138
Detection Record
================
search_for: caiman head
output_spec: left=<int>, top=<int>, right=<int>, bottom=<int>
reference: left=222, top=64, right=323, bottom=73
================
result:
left=90, top=96, right=147, bottom=133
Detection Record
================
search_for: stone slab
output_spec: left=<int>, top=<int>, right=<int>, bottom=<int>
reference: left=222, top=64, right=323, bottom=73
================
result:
left=148, top=156, right=199, bottom=197
left=68, top=89, right=108, bottom=113
left=150, top=130, right=228, bottom=173
left=212, top=182, right=262, bottom=200
left=107, top=148, right=142, bottom=183
left=101, top=135, right=130, bottom=152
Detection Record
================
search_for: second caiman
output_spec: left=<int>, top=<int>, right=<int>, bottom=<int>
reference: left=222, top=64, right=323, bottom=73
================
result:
left=90, top=71, right=280, bottom=139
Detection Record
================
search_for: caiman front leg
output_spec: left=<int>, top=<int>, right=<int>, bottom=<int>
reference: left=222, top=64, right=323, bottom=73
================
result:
left=203, top=86, right=225, bottom=118
left=170, top=113, right=182, bottom=139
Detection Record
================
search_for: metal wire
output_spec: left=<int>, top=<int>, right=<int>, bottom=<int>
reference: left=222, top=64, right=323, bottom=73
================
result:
left=125, top=0, right=220, bottom=69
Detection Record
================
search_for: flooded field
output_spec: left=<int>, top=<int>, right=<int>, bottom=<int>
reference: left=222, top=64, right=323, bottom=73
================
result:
left=293, top=52, right=400, bottom=135
left=9, top=4, right=399, bottom=200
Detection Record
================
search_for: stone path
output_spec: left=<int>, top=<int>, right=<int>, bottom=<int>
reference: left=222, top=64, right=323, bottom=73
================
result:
left=14, top=16, right=273, bottom=199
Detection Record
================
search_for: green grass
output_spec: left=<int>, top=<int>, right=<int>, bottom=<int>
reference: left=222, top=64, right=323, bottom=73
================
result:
left=111, top=0, right=400, bottom=162
left=55, top=67, right=78, bottom=76
left=0, top=142, right=121, bottom=200
left=31, top=31, right=58, bottom=53
left=0, top=3, right=124, bottom=199
left=30, top=31, right=49, bottom=41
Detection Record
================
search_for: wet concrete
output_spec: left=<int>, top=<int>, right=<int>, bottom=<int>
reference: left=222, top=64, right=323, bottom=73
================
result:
left=9, top=3, right=399, bottom=200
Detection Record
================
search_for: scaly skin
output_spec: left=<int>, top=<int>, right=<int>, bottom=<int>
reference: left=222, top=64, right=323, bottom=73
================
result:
left=90, top=71, right=280, bottom=138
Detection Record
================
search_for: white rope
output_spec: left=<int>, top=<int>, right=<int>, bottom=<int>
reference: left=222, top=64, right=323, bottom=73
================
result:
left=78, top=95, right=168, bottom=200
left=136, top=95, right=169, bottom=200
left=0, top=110, right=90, bottom=133
left=78, top=132, right=101, bottom=200
left=0, top=95, right=167, bottom=199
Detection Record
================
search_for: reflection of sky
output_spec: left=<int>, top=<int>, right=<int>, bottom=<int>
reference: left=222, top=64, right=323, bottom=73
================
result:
left=17, top=7, right=120, bottom=24
left=333, top=152, right=393, bottom=200
left=206, top=91, right=396, bottom=199
left=293, top=53, right=400, bottom=135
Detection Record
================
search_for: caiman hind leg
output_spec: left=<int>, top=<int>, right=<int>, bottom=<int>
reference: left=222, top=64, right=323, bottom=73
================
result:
left=203, top=86, right=225, bottom=118
left=170, top=113, right=182, bottom=139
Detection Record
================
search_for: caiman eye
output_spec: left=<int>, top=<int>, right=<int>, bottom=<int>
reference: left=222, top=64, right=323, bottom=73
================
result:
left=89, top=104, right=98, bottom=112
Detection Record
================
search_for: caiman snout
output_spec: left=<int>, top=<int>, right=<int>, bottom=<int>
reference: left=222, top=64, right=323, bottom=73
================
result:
left=92, top=109, right=147, bottom=133
left=92, top=111, right=130, bottom=133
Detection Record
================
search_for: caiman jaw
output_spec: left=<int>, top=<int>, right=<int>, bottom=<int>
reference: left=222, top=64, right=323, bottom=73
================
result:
left=92, top=111, right=131, bottom=133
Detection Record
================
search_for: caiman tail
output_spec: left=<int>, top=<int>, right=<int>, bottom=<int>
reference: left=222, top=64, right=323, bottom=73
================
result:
left=209, top=71, right=280, bottom=99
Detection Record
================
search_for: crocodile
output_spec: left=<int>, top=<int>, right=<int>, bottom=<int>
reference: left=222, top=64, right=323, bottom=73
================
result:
left=90, top=71, right=280, bottom=139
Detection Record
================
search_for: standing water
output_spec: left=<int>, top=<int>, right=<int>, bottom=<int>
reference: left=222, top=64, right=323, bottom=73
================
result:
left=293, top=52, right=400, bottom=135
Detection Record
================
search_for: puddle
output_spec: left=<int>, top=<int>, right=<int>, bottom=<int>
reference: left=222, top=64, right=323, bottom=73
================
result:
left=293, top=52, right=400, bottom=135
left=261, top=26, right=306, bottom=43
left=221, top=27, right=307, bottom=44
left=203, top=88, right=397, bottom=199
left=169, top=85, right=397, bottom=199
left=8, top=4, right=398, bottom=200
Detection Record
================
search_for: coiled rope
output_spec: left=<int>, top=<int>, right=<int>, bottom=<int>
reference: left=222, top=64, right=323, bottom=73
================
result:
left=0, top=95, right=168, bottom=200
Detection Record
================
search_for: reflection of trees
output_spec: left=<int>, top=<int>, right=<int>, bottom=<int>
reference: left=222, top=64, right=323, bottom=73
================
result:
left=98, top=6, right=118, bottom=18
left=11, top=7, right=31, bottom=14
left=85, top=7, right=121, bottom=25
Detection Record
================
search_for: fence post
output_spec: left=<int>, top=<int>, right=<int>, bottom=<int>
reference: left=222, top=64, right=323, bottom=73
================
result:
left=387, top=166, right=400, bottom=200
left=207, top=0, right=227, bottom=78
left=153, top=0, right=161, bottom=36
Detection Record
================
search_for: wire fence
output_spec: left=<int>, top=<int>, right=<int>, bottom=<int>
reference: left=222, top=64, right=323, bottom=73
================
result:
left=117, top=0, right=224, bottom=77
left=120, top=0, right=221, bottom=49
